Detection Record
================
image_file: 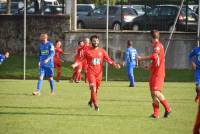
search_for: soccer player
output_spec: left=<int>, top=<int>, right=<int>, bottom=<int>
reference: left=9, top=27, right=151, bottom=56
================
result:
left=54, top=40, right=70, bottom=82
left=0, top=51, right=9, bottom=65
left=188, top=46, right=200, bottom=133
left=122, top=40, right=138, bottom=87
left=71, top=40, right=84, bottom=83
left=32, top=33, right=55, bottom=96
left=138, top=30, right=171, bottom=118
left=82, top=37, right=92, bottom=83
left=72, top=35, right=120, bottom=111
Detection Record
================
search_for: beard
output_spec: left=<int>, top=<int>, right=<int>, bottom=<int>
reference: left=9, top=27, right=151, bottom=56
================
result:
left=92, top=43, right=98, bottom=48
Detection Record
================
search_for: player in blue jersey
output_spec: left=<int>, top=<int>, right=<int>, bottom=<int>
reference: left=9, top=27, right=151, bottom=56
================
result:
left=189, top=47, right=200, bottom=134
left=0, top=51, right=9, bottom=65
left=122, top=40, right=138, bottom=87
left=32, top=33, right=55, bottom=96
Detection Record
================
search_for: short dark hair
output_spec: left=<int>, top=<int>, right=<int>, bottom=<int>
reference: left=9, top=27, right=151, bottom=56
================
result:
left=90, top=35, right=99, bottom=41
left=54, top=40, right=60, bottom=46
left=78, top=41, right=83, bottom=46
left=151, top=30, right=160, bottom=39
left=127, top=40, right=133, bottom=47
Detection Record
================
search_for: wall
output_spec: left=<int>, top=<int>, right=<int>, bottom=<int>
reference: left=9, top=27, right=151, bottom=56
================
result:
left=0, top=15, right=70, bottom=55
left=0, top=15, right=197, bottom=69
left=64, top=31, right=196, bottom=69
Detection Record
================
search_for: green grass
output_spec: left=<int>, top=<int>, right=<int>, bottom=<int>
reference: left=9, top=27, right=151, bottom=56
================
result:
left=0, top=80, right=196, bottom=134
left=0, top=55, right=194, bottom=82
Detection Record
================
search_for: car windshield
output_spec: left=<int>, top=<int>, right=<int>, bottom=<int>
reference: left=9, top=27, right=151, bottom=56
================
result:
left=77, top=6, right=92, bottom=12
left=182, top=7, right=195, bottom=16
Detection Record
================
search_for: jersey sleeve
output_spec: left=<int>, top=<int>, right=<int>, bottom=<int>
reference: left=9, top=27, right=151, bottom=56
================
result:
left=189, top=48, right=196, bottom=62
left=47, top=43, right=55, bottom=60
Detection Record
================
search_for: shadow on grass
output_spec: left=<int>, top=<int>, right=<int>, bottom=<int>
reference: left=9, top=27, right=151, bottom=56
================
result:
left=0, top=93, right=32, bottom=96
left=102, top=98, right=193, bottom=103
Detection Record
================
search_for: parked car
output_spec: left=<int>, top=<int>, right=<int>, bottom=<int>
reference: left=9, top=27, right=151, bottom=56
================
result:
left=130, top=5, right=198, bottom=32
left=16, top=5, right=63, bottom=15
left=77, top=4, right=95, bottom=16
left=77, top=5, right=138, bottom=30
left=0, top=2, right=6, bottom=14
left=131, top=5, right=151, bottom=16
left=43, top=5, right=63, bottom=15
left=0, top=2, right=23, bottom=14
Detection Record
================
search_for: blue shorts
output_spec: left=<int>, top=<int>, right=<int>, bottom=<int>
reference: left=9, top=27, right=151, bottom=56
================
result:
left=195, top=69, right=200, bottom=87
left=39, top=66, right=54, bottom=78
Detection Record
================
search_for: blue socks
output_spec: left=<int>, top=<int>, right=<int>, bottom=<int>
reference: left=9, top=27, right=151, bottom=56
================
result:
left=37, top=80, right=42, bottom=92
left=49, top=79, right=55, bottom=92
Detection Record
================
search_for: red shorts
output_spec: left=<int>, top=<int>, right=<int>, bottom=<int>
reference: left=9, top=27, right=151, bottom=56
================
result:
left=87, top=73, right=101, bottom=90
left=149, top=75, right=164, bottom=91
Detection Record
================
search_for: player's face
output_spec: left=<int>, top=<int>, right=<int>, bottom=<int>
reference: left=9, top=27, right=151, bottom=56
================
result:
left=57, top=41, right=61, bottom=47
left=5, top=52, right=9, bottom=58
left=91, top=38, right=99, bottom=48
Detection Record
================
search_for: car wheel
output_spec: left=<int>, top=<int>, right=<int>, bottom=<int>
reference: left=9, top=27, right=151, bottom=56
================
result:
left=77, top=21, right=84, bottom=29
left=113, top=23, right=121, bottom=31
left=132, top=24, right=139, bottom=31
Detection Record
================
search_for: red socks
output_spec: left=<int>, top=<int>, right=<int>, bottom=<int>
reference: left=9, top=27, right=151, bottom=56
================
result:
left=160, top=99, right=171, bottom=112
left=91, top=90, right=97, bottom=107
left=152, top=103, right=159, bottom=117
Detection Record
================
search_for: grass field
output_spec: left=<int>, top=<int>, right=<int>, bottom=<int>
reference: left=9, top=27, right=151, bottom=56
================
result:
left=0, top=55, right=194, bottom=82
left=0, top=80, right=197, bottom=134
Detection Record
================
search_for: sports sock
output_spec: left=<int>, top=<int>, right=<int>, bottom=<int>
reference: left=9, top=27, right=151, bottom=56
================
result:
left=152, top=103, right=159, bottom=116
left=49, top=79, right=55, bottom=92
left=36, top=80, right=42, bottom=92
left=91, top=90, right=97, bottom=107
left=193, top=107, right=200, bottom=134
left=160, top=99, right=171, bottom=112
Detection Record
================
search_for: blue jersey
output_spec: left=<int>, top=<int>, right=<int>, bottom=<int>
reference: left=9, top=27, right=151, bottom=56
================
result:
left=0, top=54, right=5, bottom=64
left=189, top=47, right=200, bottom=69
left=124, top=47, right=138, bottom=66
left=39, top=41, right=55, bottom=68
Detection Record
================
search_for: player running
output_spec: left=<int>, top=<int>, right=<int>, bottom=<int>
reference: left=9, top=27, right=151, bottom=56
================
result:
left=71, top=40, right=84, bottom=83
left=72, top=35, right=120, bottom=111
left=32, top=33, right=55, bottom=96
left=54, top=40, right=70, bottom=82
left=138, top=30, right=171, bottom=118
left=188, top=46, right=200, bottom=134
left=122, top=40, right=138, bottom=87
left=0, top=51, right=9, bottom=65
left=82, top=38, right=92, bottom=83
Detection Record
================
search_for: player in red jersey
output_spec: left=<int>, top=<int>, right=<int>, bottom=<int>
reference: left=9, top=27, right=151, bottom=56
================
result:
left=138, top=30, right=171, bottom=118
left=54, top=40, right=70, bottom=82
left=194, top=103, right=200, bottom=134
left=71, top=40, right=85, bottom=83
left=72, top=35, right=120, bottom=111
left=82, top=38, right=92, bottom=83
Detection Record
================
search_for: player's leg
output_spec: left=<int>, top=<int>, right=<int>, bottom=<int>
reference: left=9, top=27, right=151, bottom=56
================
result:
left=76, top=68, right=82, bottom=83
left=150, top=90, right=160, bottom=118
left=127, top=64, right=135, bottom=87
left=88, top=74, right=98, bottom=111
left=193, top=104, right=200, bottom=134
left=33, top=67, right=45, bottom=96
left=46, top=67, right=55, bottom=95
left=55, top=63, right=61, bottom=82
left=154, top=90, right=171, bottom=117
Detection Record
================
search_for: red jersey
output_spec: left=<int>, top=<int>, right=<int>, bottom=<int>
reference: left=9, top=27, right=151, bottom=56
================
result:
left=54, top=46, right=64, bottom=63
left=149, top=40, right=165, bottom=78
left=84, top=47, right=115, bottom=77
left=75, top=46, right=84, bottom=61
